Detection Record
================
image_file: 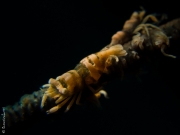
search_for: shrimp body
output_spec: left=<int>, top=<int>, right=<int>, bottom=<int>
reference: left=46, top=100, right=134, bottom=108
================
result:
left=41, top=44, right=127, bottom=114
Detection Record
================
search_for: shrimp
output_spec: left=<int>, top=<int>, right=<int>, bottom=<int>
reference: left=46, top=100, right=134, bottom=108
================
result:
left=41, top=44, right=127, bottom=114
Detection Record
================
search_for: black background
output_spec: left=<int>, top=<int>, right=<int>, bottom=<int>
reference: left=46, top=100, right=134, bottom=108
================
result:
left=1, top=0, right=180, bottom=134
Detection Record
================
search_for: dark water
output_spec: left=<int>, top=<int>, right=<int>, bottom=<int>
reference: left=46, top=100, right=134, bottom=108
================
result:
left=1, top=0, right=180, bottom=134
